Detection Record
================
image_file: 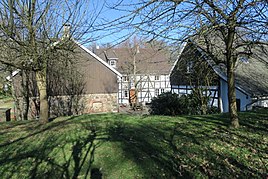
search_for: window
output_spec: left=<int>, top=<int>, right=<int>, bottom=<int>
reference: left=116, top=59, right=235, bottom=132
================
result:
left=155, top=89, right=159, bottom=96
left=240, top=56, right=249, bottom=64
left=123, top=76, right=129, bottom=82
left=109, top=60, right=116, bottom=67
left=161, top=89, right=165, bottom=93
left=124, top=90, right=128, bottom=98
left=155, top=75, right=160, bottom=80
left=186, top=61, right=194, bottom=73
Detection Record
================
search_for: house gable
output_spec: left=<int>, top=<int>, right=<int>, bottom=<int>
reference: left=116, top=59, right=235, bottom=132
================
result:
left=74, top=41, right=122, bottom=77
left=72, top=42, right=122, bottom=94
left=170, top=42, right=219, bottom=87
left=171, top=41, right=268, bottom=112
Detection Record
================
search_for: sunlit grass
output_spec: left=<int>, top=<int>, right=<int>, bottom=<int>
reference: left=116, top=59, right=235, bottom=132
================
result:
left=0, top=110, right=267, bottom=178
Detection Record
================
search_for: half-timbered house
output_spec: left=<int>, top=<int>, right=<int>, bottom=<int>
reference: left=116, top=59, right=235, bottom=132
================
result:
left=170, top=41, right=268, bottom=112
left=95, top=46, right=174, bottom=105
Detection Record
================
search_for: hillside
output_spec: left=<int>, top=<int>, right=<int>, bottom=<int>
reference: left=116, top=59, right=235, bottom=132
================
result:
left=0, top=110, right=267, bottom=178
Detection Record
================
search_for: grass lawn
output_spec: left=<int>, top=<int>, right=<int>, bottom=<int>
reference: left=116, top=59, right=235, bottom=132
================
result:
left=0, top=110, right=267, bottom=178
left=0, top=97, right=13, bottom=109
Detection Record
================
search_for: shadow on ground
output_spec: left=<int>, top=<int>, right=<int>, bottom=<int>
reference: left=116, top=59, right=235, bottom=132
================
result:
left=0, top=112, right=267, bottom=178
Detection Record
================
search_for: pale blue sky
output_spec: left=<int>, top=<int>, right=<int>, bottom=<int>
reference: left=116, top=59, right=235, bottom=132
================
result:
left=84, top=0, right=135, bottom=45
left=83, top=0, right=268, bottom=46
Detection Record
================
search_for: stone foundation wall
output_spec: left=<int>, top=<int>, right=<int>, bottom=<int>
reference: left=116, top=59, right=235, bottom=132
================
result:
left=26, top=93, right=118, bottom=119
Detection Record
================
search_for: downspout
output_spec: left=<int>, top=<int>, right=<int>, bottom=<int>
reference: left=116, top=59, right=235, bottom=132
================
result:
left=117, top=75, right=122, bottom=113
left=218, top=77, right=223, bottom=112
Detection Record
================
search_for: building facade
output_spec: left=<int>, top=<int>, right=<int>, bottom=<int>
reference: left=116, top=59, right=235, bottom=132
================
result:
left=118, top=74, right=170, bottom=105
left=170, top=41, right=268, bottom=112
left=95, top=45, right=174, bottom=106
left=11, top=40, right=122, bottom=119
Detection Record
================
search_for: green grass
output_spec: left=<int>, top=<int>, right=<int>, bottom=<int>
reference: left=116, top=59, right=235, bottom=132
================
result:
left=0, top=110, right=267, bottom=178
left=0, top=97, right=13, bottom=108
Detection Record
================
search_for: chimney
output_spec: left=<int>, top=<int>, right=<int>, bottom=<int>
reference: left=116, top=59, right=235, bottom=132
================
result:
left=136, top=45, right=140, bottom=54
left=63, top=24, right=71, bottom=38
left=92, top=43, right=99, bottom=53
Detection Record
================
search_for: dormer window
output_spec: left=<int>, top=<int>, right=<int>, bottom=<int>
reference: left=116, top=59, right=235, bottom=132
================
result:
left=110, top=60, right=116, bottom=66
left=239, top=56, right=249, bottom=64
left=108, top=58, right=118, bottom=68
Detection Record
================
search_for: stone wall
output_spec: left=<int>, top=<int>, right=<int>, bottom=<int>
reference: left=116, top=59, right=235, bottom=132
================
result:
left=26, top=93, right=118, bottom=119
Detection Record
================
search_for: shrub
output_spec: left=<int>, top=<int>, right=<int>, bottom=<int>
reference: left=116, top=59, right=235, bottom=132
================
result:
left=0, top=85, right=11, bottom=99
left=150, top=92, right=199, bottom=116
left=150, top=92, right=219, bottom=116
left=150, top=92, right=181, bottom=116
left=207, top=106, right=220, bottom=114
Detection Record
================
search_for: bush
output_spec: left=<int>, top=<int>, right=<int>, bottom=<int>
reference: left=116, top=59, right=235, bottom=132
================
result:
left=150, top=92, right=218, bottom=116
left=150, top=92, right=181, bottom=116
left=150, top=92, right=201, bottom=115
left=207, top=106, right=220, bottom=114
left=0, top=85, right=11, bottom=99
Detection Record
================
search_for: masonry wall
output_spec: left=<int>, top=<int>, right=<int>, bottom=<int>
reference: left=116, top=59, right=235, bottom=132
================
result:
left=26, top=93, right=118, bottom=119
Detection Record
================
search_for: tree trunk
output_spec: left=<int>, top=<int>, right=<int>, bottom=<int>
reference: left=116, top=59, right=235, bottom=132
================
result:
left=226, top=27, right=239, bottom=128
left=201, top=103, right=207, bottom=115
left=21, top=70, right=29, bottom=120
left=133, top=48, right=139, bottom=110
left=36, top=70, right=49, bottom=123
left=227, top=58, right=239, bottom=128
left=10, top=71, right=21, bottom=121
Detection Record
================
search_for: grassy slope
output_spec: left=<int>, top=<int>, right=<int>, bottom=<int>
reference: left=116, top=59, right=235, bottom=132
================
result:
left=0, top=97, right=13, bottom=108
left=0, top=110, right=267, bottom=179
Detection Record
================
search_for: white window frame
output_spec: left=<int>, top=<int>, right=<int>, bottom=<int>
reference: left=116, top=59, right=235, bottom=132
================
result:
left=155, top=89, right=159, bottom=96
left=123, top=76, right=129, bottom=82
left=124, top=90, right=128, bottom=98
left=110, top=60, right=116, bottom=67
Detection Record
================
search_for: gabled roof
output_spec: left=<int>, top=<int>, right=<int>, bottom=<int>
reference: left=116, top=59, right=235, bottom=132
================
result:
left=73, top=40, right=122, bottom=77
left=5, top=40, right=123, bottom=83
left=189, top=41, right=268, bottom=97
left=169, top=42, right=187, bottom=76
left=94, top=47, right=175, bottom=75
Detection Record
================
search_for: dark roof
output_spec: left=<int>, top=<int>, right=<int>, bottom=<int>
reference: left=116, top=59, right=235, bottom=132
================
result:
left=95, top=47, right=174, bottom=75
left=234, top=46, right=268, bottom=96
left=192, top=42, right=268, bottom=97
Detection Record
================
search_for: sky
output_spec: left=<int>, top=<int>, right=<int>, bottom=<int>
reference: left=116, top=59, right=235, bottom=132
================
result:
left=82, top=0, right=268, bottom=46
left=83, top=0, right=135, bottom=45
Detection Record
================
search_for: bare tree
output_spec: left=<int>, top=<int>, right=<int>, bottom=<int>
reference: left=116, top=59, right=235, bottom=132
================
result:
left=116, top=37, right=171, bottom=109
left=0, top=0, right=104, bottom=123
left=106, top=0, right=268, bottom=128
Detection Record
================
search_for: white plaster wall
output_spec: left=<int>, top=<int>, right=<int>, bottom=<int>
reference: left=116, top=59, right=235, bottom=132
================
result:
left=220, top=79, right=229, bottom=112
left=220, top=79, right=252, bottom=112
left=118, top=74, right=171, bottom=105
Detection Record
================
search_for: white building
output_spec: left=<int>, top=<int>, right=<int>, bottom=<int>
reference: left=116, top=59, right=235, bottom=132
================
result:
left=170, top=41, right=268, bottom=112
left=95, top=46, right=175, bottom=105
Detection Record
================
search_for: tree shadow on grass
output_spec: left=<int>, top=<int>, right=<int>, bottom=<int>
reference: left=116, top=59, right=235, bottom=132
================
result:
left=106, top=116, right=267, bottom=178
left=0, top=118, right=105, bottom=179
left=106, top=120, right=194, bottom=178
left=0, top=113, right=266, bottom=178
